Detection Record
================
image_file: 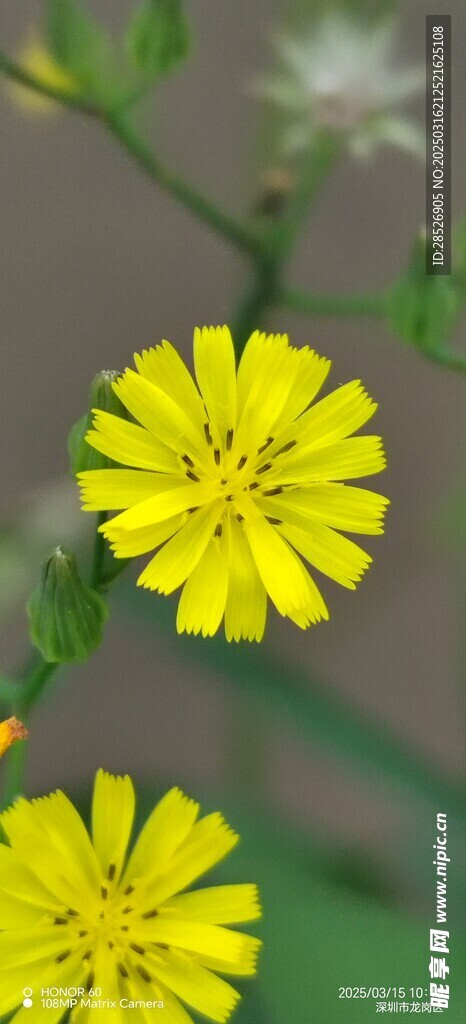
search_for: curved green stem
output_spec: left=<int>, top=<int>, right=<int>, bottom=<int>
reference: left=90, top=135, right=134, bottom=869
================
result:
left=0, top=51, right=258, bottom=260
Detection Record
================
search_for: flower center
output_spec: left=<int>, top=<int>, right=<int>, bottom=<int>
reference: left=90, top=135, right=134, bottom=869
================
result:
left=50, top=870, right=161, bottom=989
left=180, top=423, right=298, bottom=533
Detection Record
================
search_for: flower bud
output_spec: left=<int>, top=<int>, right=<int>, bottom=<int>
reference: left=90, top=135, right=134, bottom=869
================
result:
left=27, top=547, right=108, bottom=663
left=0, top=718, right=28, bottom=759
left=388, top=233, right=459, bottom=353
left=68, top=370, right=127, bottom=474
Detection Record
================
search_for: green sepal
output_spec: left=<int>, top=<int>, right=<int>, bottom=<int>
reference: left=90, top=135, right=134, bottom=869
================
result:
left=127, top=0, right=190, bottom=79
left=27, top=547, right=108, bottom=663
left=387, top=234, right=460, bottom=354
left=68, top=369, right=128, bottom=475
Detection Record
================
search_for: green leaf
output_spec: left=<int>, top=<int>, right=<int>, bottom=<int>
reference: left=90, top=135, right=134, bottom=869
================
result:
left=127, top=0, right=190, bottom=78
left=46, top=0, right=114, bottom=100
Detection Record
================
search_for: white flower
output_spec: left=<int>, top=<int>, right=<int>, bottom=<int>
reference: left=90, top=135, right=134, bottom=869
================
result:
left=257, top=14, right=424, bottom=160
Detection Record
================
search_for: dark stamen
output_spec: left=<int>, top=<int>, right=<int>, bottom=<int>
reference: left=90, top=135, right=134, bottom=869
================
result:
left=274, top=439, right=297, bottom=456
left=157, top=943, right=169, bottom=950
left=258, top=436, right=274, bottom=454
left=142, top=909, right=158, bottom=919
left=204, top=422, right=213, bottom=445
left=56, top=950, right=71, bottom=963
left=186, top=470, right=200, bottom=482
left=108, top=941, right=114, bottom=950
left=236, top=513, right=244, bottom=522
left=83, top=950, right=92, bottom=961
left=248, top=481, right=259, bottom=490
left=214, top=523, right=223, bottom=537
left=67, top=909, right=78, bottom=917
left=266, top=516, right=283, bottom=525
left=214, top=448, right=221, bottom=466
left=256, top=461, right=272, bottom=474
left=101, top=885, right=108, bottom=900
left=226, top=428, right=234, bottom=450
left=220, top=478, right=227, bottom=485
left=118, top=963, right=129, bottom=978
left=237, top=455, right=247, bottom=470
left=86, top=972, right=95, bottom=992
left=107, top=863, right=116, bottom=882
left=121, top=926, right=129, bottom=932
left=99, top=912, right=105, bottom=920
left=122, top=906, right=133, bottom=914
left=225, top=494, right=233, bottom=502
left=262, top=486, right=283, bottom=496
left=124, top=885, right=134, bottom=896
left=137, top=966, right=152, bottom=983
left=182, top=453, right=195, bottom=467
left=53, top=917, right=68, bottom=925
left=78, top=931, right=88, bottom=938
left=130, top=943, right=146, bottom=955
left=187, top=506, right=199, bottom=514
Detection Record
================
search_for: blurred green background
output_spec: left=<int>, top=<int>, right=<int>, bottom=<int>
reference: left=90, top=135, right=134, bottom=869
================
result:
left=0, top=1, right=465, bottom=1021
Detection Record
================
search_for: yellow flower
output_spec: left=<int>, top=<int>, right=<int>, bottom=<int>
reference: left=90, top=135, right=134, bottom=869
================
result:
left=78, top=327, right=388, bottom=640
left=0, top=717, right=28, bottom=758
left=0, top=770, right=261, bottom=1023
left=8, top=39, right=77, bottom=114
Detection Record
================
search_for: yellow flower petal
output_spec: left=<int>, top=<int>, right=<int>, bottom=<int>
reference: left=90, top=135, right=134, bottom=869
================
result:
left=272, top=346, right=331, bottom=428
left=278, top=518, right=372, bottom=589
left=242, top=505, right=314, bottom=615
left=260, top=483, right=389, bottom=535
left=135, top=341, right=206, bottom=433
left=234, top=333, right=301, bottom=454
left=270, top=435, right=386, bottom=484
left=137, top=502, right=223, bottom=593
left=113, top=370, right=206, bottom=462
left=103, top=481, right=216, bottom=533
left=194, top=326, right=237, bottom=451
left=161, top=884, right=261, bottom=924
left=0, top=951, right=86, bottom=1019
left=92, top=771, right=135, bottom=884
left=105, top=514, right=185, bottom=558
left=176, top=533, right=229, bottom=637
left=0, top=793, right=100, bottom=903
left=147, top=949, right=240, bottom=1024
left=291, top=379, right=377, bottom=449
left=138, top=813, right=238, bottom=908
left=224, top=515, right=267, bottom=642
left=78, top=469, right=181, bottom=512
left=123, top=788, right=199, bottom=886
left=87, top=410, right=179, bottom=473
left=133, top=919, right=260, bottom=968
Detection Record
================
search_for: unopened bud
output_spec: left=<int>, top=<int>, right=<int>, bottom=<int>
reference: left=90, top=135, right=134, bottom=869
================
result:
left=27, top=547, right=108, bottom=663
left=68, top=370, right=127, bottom=474
left=0, top=718, right=28, bottom=759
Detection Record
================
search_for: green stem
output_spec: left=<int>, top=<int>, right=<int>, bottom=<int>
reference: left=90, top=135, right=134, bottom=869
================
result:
left=281, top=287, right=388, bottom=318
left=90, top=511, right=107, bottom=591
left=105, top=111, right=259, bottom=259
left=1, top=741, right=28, bottom=809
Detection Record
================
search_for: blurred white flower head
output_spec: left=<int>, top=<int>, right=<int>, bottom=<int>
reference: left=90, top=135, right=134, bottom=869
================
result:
left=257, top=14, right=424, bottom=159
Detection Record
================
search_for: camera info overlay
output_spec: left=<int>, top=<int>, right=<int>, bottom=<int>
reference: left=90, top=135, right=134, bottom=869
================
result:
left=425, top=15, right=451, bottom=275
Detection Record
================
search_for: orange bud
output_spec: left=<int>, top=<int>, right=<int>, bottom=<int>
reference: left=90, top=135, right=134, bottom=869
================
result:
left=0, top=718, right=28, bottom=758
